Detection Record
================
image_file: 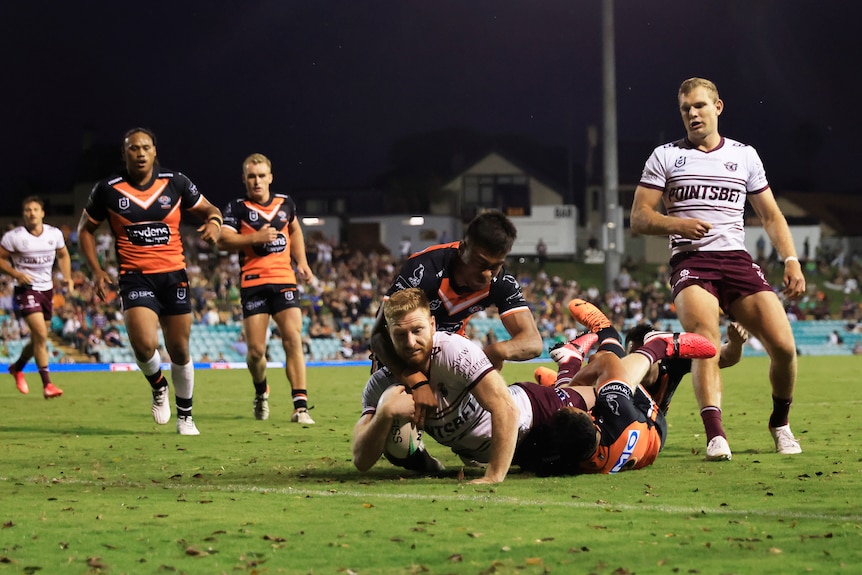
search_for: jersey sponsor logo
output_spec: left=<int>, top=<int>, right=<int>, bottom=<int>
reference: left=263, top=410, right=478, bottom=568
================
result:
left=128, top=290, right=155, bottom=300
left=125, top=223, right=171, bottom=246
left=245, top=299, right=266, bottom=311
left=424, top=396, right=481, bottom=441
left=252, top=233, right=287, bottom=256
left=429, top=299, right=442, bottom=311
left=667, top=185, right=741, bottom=203
left=18, top=255, right=54, bottom=265
left=159, top=195, right=172, bottom=208
left=610, top=429, right=640, bottom=473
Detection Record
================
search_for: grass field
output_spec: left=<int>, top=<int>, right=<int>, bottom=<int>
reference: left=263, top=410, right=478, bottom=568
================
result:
left=1, top=355, right=861, bottom=574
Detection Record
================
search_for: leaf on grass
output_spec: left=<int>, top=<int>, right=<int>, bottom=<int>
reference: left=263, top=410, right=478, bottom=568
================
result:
left=363, top=503, right=374, bottom=508
left=263, top=535, right=286, bottom=542
left=184, top=546, right=209, bottom=557
left=192, top=473, right=204, bottom=478
left=87, top=556, right=108, bottom=569
left=590, top=525, right=608, bottom=530
left=501, top=546, right=511, bottom=552
left=154, top=514, right=169, bottom=518
left=525, top=557, right=543, bottom=565
left=0, top=556, right=14, bottom=564
left=448, top=554, right=463, bottom=562
left=468, top=532, right=482, bottom=538
left=568, top=546, right=590, bottom=553
left=768, top=547, right=783, bottom=554
left=2, top=521, right=13, bottom=528
left=198, top=500, right=213, bottom=504
left=170, top=474, right=182, bottom=479
left=102, top=543, right=118, bottom=550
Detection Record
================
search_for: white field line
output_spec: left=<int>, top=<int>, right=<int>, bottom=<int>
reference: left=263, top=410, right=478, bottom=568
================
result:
left=6, top=476, right=862, bottom=523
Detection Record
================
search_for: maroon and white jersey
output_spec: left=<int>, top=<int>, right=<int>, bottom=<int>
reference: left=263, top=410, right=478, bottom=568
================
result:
left=0, top=224, right=65, bottom=291
left=361, top=331, right=532, bottom=463
left=638, top=137, right=769, bottom=257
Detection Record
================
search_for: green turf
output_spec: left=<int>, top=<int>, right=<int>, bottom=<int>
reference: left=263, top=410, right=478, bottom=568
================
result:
left=1, top=356, right=860, bottom=574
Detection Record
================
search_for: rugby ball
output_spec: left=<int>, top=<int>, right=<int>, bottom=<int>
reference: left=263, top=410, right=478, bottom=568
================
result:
left=384, top=417, right=422, bottom=459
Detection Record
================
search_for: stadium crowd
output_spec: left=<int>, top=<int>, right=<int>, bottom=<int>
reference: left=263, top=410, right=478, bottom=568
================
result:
left=1, top=222, right=861, bottom=364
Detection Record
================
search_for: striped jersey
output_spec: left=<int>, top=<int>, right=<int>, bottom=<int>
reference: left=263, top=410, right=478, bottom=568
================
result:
left=0, top=224, right=65, bottom=291
left=386, top=242, right=530, bottom=335
left=84, top=169, right=204, bottom=274
left=222, top=193, right=298, bottom=288
left=638, top=136, right=769, bottom=256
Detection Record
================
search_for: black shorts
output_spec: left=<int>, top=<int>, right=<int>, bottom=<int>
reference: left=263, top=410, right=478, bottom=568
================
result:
left=669, top=250, right=773, bottom=312
left=241, top=283, right=300, bottom=319
left=14, top=286, right=53, bottom=321
left=119, top=270, right=192, bottom=316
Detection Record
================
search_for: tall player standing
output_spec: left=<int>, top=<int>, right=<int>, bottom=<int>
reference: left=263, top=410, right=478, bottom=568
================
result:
left=631, top=77, right=805, bottom=460
left=0, top=196, right=72, bottom=398
left=77, top=128, right=223, bottom=435
left=217, top=154, right=316, bottom=424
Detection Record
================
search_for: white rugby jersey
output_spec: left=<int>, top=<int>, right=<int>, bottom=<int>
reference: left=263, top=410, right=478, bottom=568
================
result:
left=639, top=137, right=769, bottom=256
left=361, top=331, right=531, bottom=463
left=0, top=225, right=65, bottom=291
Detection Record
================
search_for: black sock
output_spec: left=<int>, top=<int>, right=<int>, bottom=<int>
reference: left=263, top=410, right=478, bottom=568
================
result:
left=254, top=379, right=268, bottom=395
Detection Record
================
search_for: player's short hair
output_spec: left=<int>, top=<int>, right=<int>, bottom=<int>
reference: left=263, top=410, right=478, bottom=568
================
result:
left=625, top=324, right=655, bottom=354
left=122, top=127, right=158, bottom=148
left=525, top=407, right=598, bottom=476
left=464, top=210, right=517, bottom=255
left=21, top=195, right=45, bottom=210
left=678, top=77, right=720, bottom=102
left=243, top=153, right=272, bottom=174
left=383, top=288, right=430, bottom=327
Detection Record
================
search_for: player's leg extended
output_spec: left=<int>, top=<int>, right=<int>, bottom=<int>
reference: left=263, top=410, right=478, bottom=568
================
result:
left=674, top=285, right=729, bottom=460
left=243, top=312, right=271, bottom=420
left=275, top=306, right=314, bottom=424
left=24, top=311, right=62, bottom=398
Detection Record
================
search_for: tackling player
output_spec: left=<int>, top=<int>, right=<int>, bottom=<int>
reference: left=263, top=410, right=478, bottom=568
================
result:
left=370, top=211, right=543, bottom=428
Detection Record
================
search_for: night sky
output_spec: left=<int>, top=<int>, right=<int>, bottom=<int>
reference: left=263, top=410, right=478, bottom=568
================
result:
left=4, top=1, right=858, bottom=209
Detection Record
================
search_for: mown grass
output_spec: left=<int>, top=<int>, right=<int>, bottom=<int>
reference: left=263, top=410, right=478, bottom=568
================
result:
left=1, top=355, right=860, bottom=574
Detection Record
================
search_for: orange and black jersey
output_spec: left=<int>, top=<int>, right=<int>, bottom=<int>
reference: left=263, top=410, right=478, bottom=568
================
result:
left=222, top=193, right=297, bottom=288
left=386, top=242, right=530, bottom=335
left=84, top=169, right=204, bottom=274
left=578, top=382, right=666, bottom=474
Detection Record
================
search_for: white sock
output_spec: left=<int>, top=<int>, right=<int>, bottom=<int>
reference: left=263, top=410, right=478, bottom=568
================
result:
left=137, top=350, right=162, bottom=377
left=171, top=361, right=195, bottom=400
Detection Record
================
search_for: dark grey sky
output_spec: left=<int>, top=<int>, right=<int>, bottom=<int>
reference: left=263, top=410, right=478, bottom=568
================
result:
left=4, top=1, right=856, bottom=207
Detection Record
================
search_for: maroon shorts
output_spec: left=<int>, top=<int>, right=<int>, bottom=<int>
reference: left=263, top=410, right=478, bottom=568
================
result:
left=513, top=382, right=589, bottom=428
left=14, top=286, right=54, bottom=321
left=669, top=250, right=773, bottom=312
